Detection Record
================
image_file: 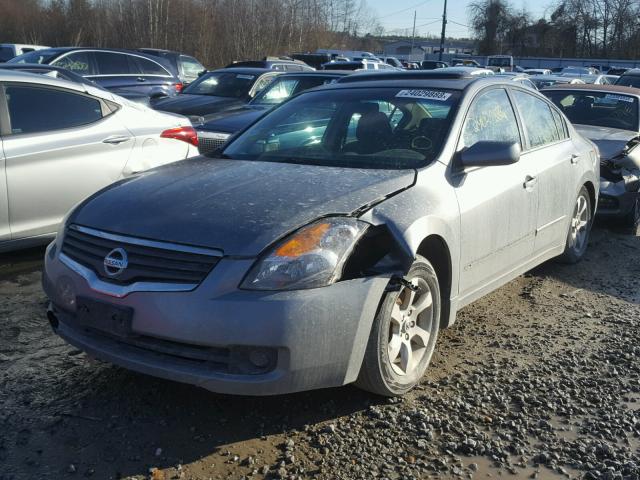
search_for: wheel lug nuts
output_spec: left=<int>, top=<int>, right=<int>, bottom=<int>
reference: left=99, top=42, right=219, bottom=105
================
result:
left=405, top=333, right=409, bottom=340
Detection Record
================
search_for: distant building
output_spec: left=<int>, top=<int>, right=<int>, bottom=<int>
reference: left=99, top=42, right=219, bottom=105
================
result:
left=382, top=39, right=476, bottom=60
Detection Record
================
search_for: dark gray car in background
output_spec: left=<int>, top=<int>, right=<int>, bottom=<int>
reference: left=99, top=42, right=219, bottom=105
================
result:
left=43, top=72, right=599, bottom=397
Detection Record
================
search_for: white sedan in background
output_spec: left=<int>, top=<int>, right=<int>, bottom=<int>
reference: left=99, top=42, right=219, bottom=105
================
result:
left=0, top=70, right=199, bottom=252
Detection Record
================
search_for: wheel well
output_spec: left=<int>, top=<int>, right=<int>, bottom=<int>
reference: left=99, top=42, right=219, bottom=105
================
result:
left=417, top=235, right=452, bottom=329
left=583, top=181, right=596, bottom=211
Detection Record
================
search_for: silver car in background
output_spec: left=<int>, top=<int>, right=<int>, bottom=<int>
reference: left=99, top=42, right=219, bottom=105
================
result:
left=44, top=73, right=599, bottom=397
left=0, top=71, right=199, bottom=252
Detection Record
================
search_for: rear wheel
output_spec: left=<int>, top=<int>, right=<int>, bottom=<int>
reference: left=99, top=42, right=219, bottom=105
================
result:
left=559, top=186, right=592, bottom=263
left=356, top=255, right=440, bottom=396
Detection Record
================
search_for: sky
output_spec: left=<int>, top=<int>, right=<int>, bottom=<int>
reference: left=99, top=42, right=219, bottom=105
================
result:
left=367, top=0, right=550, bottom=39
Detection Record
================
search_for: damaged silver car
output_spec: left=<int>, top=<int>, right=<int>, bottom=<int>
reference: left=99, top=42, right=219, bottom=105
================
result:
left=43, top=74, right=599, bottom=396
left=543, top=84, right=640, bottom=227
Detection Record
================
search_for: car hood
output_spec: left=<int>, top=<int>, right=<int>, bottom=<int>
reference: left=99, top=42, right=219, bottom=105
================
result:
left=72, top=159, right=416, bottom=256
left=574, top=124, right=639, bottom=160
left=152, top=94, right=245, bottom=116
left=198, top=106, right=267, bottom=134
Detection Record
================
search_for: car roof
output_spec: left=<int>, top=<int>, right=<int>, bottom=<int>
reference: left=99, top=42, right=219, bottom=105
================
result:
left=0, top=69, right=114, bottom=101
left=337, top=70, right=491, bottom=84
left=540, top=83, right=640, bottom=96
left=321, top=75, right=515, bottom=92
left=278, top=71, right=350, bottom=77
left=621, top=68, right=640, bottom=75
left=213, top=67, right=277, bottom=75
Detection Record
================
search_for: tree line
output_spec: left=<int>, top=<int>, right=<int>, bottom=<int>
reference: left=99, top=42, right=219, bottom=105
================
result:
left=0, top=0, right=381, bottom=67
left=468, top=0, right=640, bottom=59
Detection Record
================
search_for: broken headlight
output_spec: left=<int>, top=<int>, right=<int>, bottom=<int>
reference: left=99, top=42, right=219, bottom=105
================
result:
left=241, top=217, right=368, bottom=290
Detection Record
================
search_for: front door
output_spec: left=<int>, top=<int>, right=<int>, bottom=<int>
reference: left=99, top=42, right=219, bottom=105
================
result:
left=453, top=87, right=538, bottom=298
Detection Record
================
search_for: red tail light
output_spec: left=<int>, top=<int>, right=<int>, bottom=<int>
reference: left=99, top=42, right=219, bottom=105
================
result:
left=160, top=126, right=198, bottom=147
left=175, top=82, right=184, bottom=93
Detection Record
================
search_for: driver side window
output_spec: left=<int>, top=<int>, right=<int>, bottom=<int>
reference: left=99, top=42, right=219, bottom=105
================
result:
left=460, top=89, right=521, bottom=149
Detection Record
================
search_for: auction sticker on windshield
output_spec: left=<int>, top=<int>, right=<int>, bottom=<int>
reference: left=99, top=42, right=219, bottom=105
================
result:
left=396, top=90, right=452, bottom=101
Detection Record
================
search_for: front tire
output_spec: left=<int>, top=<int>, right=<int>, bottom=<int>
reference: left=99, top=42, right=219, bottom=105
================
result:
left=559, top=186, right=592, bottom=264
left=621, top=195, right=639, bottom=231
left=355, top=255, right=440, bottom=396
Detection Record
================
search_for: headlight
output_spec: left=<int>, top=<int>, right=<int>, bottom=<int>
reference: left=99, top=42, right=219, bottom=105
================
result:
left=241, top=217, right=368, bottom=290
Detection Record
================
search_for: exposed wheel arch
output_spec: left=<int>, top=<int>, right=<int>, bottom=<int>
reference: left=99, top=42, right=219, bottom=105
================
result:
left=416, top=235, right=452, bottom=329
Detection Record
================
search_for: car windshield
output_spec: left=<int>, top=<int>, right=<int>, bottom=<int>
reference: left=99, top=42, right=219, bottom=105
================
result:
left=8, top=50, right=60, bottom=64
left=545, top=90, right=639, bottom=131
left=251, top=76, right=337, bottom=106
left=183, top=71, right=256, bottom=97
left=219, top=87, right=460, bottom=169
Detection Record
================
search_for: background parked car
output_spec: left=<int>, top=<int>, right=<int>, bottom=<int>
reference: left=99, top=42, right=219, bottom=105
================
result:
left=0, top=43, right=48, bottom=62
left=524, top=68, right=551, bottom=75
left=195, top=70, right=350, bottom=154
left=421, top=60, right=449, bottom=70
left=152, top=67, right=281, bottom=118
left=0, top=70, right=199, bottom=251
left=529, top=75, right=585, bottom=89
left=8, top=47, right=182, bottom=100
left=322, top=60, right=398, bottom=71
left=290, top=53, right=332, bottom=69
left=136, top=48, right=206, bottom=85
left=225, top=57, right=314, bottom=72
left=542, top=84, right=640, bottom=227
left=614, top=68, right=640, bottom=88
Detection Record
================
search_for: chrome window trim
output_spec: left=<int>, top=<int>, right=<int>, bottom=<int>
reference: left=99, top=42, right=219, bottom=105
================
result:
left=69, top=224, right=223, bottom=257
left=59, top=253, right=198, bottom=298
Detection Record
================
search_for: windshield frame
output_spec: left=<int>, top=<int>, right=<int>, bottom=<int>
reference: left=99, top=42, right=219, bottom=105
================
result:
left=213, top=86, right=462, bottom=170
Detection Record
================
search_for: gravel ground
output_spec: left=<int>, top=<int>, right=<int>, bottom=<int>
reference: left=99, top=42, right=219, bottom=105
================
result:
left=1, top=225, right=639, bottom=480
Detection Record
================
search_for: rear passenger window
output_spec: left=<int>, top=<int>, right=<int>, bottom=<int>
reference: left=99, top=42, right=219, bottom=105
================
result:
left=512, top=90, right=562, bottom=148
left=461, top=88, right=520, bottom=148
left=53, top=51, right=95, bottom=75
left=550, top=108, right=568, bottom=140
left=136, top=57, right=170, bottom=76
left=94, top=52, right=132, bottom=74
left=6, top=86, right=103, bottom=134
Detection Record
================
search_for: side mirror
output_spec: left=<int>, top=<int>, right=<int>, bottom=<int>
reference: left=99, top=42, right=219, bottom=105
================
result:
left=459, top=141, right=521, bottom=168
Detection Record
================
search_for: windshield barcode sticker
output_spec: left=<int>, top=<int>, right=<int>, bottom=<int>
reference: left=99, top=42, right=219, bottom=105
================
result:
left=604, top=94, right=634, bottom=103
left=396, top=89, right=452, bottom=101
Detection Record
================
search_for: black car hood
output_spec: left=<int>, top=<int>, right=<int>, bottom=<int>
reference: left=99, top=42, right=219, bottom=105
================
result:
left=574, top=124, right=639, bottom=160
left=198, top=106, right=267, bottom=134
left=152, top=94, right=245, bottom=116
left=72, top=159, right=415, bottom=256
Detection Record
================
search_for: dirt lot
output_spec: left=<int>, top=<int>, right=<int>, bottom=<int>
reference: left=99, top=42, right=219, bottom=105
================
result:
left=1, top=226, right=639, bottom=480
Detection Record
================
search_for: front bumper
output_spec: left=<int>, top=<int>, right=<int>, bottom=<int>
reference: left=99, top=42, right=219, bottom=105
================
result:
left=43, top=242, right=389, bottom=395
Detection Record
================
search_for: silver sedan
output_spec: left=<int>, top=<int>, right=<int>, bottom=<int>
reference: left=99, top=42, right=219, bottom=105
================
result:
left=43, top=73, right=599, bottom=396
left=0, top=71, right=199, bottom=252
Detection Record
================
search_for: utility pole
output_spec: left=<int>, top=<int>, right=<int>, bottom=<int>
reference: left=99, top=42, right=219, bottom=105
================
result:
left=438, top=0, right=447, bottom=61
left=410, top=10, right=417, bottom=63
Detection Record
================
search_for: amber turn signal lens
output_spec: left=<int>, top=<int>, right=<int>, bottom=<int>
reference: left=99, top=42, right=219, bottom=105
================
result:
left=274, top=223, right=330, bottom=257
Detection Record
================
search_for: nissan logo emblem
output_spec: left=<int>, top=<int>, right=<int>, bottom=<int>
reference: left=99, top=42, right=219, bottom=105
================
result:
left=103, top=248, right=128, bottom=277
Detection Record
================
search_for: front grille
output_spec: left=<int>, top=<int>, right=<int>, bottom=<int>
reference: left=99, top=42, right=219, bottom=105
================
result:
left=198, top=132, right=230, bottom=154
left=61, top=225, right=220, bottom=286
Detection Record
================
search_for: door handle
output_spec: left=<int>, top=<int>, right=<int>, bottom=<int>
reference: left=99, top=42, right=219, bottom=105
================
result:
left=136, top=77, right=147, bottom=82
left=102, top=135, right=131, bottom=145
left=570, top=154, right=580, bottom=164
left=523, top=175, right=538, bottom=190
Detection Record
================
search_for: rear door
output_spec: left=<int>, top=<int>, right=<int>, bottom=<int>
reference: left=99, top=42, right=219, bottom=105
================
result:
left=454, top=87, right=538, bottom=298
left=510, top=88, right=576, bottom=254
left=2, top=82, right=134, bottom=239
